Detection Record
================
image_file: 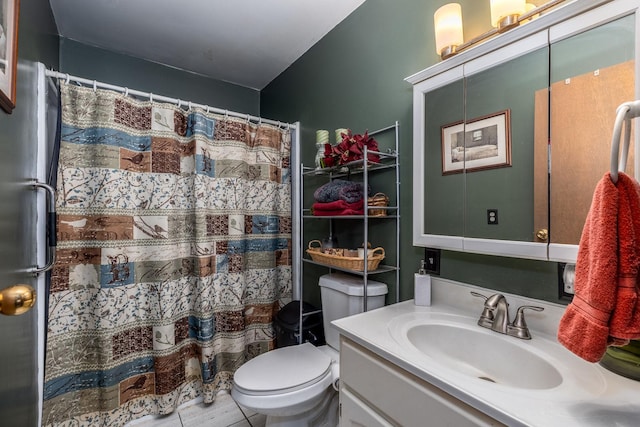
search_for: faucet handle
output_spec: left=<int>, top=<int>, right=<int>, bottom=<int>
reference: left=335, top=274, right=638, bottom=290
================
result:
left=512, top=305, right=544, bottom=327
left=470, top=291, right=488, bottom=301
left=509, top=305, right=544, bottom=339
left=470, top=291, right=494, bottom=328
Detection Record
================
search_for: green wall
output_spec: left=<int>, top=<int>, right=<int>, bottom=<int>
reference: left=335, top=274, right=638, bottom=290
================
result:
left=59, top=38, right=260, bottom=115
left=261, top=0, right=563, bottom=305
left=18, top=0, right=60, bottom=66
left=0, top=0, right=59, bottom=205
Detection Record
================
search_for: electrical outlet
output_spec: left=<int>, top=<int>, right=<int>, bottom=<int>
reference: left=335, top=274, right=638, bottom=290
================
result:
left=558, top=263, right=575, bottom=300
left=564, top=281, right=574, bottom=294
left=424, top=248, right=441, bottom=275
left=487, top=209, right=498, bottom=225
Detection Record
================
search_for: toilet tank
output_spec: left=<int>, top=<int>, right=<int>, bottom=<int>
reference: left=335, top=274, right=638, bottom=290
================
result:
left=319, top=273, right=388, bottom=350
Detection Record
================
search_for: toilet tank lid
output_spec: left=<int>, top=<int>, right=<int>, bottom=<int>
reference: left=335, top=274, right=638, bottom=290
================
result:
left=319, top=273, right=388, bottom=296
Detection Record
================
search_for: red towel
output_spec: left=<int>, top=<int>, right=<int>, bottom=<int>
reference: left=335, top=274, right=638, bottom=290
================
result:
left=557, top=172, right=640, bottom=362
left=312, top=200, right=364, bottom=216
left=313, top=208, right=364, bottom=216
left=312, top=199, right=363, bottom=211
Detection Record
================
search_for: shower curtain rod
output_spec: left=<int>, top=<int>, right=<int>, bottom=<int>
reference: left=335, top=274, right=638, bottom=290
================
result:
left=44, top=69, right=297, bottom=129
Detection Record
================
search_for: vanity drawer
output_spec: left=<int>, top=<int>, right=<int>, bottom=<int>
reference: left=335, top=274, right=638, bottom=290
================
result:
left=340, top=337, right=505, bottom=427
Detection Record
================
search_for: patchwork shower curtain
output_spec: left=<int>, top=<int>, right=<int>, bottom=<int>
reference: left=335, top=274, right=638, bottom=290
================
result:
left=43, top=84, right=292, bottom=426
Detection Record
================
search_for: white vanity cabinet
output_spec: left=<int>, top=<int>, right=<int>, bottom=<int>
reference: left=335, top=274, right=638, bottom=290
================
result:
left=339, top=338, right=504, bottom=427
left=340, top=388, right=394, bottom=427
left=335, top=279, right=640, bottom=427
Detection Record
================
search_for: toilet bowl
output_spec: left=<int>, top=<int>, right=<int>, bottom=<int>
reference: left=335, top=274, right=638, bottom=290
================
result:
left=231, top=273, right=388, bottom=427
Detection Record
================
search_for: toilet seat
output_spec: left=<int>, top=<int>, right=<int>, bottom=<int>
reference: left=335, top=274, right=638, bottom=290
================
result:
left=233, top=343, right=332, bottom=396
left=232, top=343, right=338, bottom=416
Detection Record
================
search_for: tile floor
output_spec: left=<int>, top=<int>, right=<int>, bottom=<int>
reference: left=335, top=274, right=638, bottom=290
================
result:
left=126, top=392, right=266, bottom=427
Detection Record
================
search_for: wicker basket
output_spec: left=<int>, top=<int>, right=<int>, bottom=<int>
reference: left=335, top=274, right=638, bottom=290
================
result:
left=306, top=240, right=385, bottom=271
left=368, top=193, right=389, bottom=217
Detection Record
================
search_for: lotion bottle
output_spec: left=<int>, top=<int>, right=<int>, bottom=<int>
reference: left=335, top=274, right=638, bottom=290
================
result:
left=414, top=260, right=432, bottom=306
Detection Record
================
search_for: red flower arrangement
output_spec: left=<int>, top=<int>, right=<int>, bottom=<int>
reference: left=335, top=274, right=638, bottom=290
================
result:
left=322, top=130, right=380, bottom=167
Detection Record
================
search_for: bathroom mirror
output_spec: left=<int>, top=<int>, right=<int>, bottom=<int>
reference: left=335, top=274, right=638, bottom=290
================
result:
left=409, top=0, right=640, bottom=262
left=546, top=11, right=636, bottom=261
left=423, top=77, right=464, bottom=244
left=463, top=45, right=549, bottom=244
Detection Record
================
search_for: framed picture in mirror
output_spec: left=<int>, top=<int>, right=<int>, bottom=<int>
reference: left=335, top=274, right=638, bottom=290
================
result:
left=441, top=109, right=512, bottom=174
left=0, top=0, right=19, bottom=114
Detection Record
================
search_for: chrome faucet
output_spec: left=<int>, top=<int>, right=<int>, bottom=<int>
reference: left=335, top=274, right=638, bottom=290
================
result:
left=485, top=293, right=510, bottom=334
left=471, top=292, right=544, bottom=340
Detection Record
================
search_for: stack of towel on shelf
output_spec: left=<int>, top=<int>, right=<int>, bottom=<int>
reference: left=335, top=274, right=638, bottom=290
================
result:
left=557, top=172, right=640, bottom=363
left=312, top=180, right=368, bottom=216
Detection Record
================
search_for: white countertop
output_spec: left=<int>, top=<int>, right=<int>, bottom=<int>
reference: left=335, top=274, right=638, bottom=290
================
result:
left=332, top=277, right=640, bottom=427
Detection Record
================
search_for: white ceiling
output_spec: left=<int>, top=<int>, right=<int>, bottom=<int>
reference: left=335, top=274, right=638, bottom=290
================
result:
left=49, top=0, right=367, bottom=90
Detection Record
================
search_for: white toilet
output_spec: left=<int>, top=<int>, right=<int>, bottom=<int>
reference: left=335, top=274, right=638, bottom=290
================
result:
left=231, top=273, right=388, bottom=427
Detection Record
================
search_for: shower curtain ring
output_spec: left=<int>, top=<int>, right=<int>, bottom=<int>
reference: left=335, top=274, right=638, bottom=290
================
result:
left=206, top=105, right=210, bottom=113
left=124, top=87, right=129, bottom=97
left=149, top=93, right=154, bottom=102
left=177, top=99, right=182, bottom=108
left=93, top=80, right=97, bottom=92
left=65, top=73, right=70, bottom=85
left=188, top=101, right=192, bottom=110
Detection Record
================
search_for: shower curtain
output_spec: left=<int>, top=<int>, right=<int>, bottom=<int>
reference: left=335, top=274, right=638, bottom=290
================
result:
left=42, top=83, right=293, bottom=426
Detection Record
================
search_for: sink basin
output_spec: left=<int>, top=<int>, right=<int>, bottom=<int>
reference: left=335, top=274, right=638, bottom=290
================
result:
left=387, top=311, right=607, bottom=395
left=405, top=322, right=563, bottom=389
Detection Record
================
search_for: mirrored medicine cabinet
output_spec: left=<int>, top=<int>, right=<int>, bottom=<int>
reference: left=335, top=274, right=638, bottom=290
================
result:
left=408, top=0, right=639, bottom=263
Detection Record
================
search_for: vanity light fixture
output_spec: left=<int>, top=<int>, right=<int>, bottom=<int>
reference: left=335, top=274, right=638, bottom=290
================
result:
left=434, top=3, right=464, bottom=60
left=490, top=0, right=526, bottom=32
left=434, top=0, right=567, bottom=60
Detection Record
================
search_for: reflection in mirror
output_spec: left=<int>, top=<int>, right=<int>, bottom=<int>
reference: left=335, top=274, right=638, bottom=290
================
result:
left=548, top=15, right=636, bottom=245
left=464, top=47, right=549, bottom=242
left=424, top=79, right=464, bottom=237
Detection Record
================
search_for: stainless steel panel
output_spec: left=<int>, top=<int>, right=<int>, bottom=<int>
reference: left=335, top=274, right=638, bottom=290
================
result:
left=0, top=61, right=40, bottom=426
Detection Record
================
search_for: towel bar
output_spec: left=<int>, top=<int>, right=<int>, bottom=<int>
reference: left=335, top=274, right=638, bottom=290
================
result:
left=610, top=100, right=640, bottom=184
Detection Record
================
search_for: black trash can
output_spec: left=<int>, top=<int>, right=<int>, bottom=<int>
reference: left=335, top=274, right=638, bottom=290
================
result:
left=274, top=300, right=325, bottom=348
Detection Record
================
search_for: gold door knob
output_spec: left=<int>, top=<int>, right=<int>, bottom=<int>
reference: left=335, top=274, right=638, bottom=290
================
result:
left=536, top=229, right=549, bottom=242
left=0, top=284, right=36, bottom=316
